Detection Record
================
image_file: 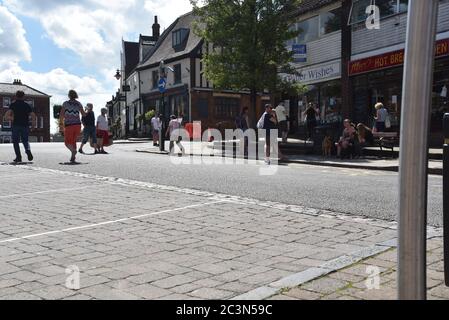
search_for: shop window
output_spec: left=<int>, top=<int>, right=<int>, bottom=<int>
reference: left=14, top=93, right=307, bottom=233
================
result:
left=214, top=97, right=239, bottom=119
left=296, top=16, right=319, bottom=43
left=320, top=7, right=342, bottom=36
left=198, top=99, right=209, bottom=118
left=174, top=64, right=182, bottom=84
left=170, top=95, right=188, bottom=118
left=3, top=97, right=11, bottom=108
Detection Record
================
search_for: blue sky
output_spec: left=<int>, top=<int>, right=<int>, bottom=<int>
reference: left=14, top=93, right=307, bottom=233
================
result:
left=18, top=15, right=93, bottom=76
left=0, top=0, right=193, bottom=131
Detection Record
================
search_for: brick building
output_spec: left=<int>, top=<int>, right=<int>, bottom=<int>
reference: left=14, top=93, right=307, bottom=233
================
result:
left=113, top=13, right=272, bottom=138
left=0, top=80, right=51, bottom=143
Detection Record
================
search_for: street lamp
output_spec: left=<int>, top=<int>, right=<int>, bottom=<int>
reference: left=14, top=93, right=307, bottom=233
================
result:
left=114, top=69, right=122, bottom=81
left=114, top=69, right=129, bottom=137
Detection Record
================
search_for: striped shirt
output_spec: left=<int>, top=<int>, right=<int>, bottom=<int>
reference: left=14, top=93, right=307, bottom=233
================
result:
left=62, top=100, right=83, bottom=126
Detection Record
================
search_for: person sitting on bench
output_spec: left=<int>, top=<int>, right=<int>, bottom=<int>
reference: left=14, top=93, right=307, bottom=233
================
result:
left=336, top=119, right=356, bottom=159
left=355, top=123, right=374, bottom=157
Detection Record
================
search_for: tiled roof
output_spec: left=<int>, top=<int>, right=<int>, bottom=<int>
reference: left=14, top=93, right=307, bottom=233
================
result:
left=295, top=0, right=340, bottom=15
left=137, top=11, right=202, bottom=70
left=0, top=83, right=50, bottom=97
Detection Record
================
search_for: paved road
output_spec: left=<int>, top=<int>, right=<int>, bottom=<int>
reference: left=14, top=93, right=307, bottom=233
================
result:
left=0, top=164, right=400, bottom=300
left=0, top=142, right=443, bottom=226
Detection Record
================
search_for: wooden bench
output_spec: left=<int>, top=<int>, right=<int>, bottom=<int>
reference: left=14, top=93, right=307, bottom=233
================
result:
left=372, top=132, right=399, bottom=152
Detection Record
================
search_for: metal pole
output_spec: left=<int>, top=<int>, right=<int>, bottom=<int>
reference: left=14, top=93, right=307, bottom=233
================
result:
left=398, top=0, right=439, bottom=300
left=443, top=113, right=449, bottom=287
left=159, top=92, right=166, bottom=152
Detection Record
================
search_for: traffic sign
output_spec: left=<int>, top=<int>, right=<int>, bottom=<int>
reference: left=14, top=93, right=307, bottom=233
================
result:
left=158, top=78, right=167, bottom=93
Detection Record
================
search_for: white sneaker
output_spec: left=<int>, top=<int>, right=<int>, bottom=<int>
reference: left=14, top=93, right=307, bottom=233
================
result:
left=264, top=159, right=271, bottom=165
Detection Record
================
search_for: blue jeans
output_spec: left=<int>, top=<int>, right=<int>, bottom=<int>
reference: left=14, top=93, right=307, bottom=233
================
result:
left=12, top=126, right=30, bottom=159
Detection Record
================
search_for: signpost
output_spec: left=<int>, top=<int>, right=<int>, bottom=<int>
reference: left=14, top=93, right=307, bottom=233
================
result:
left=398, top=0, right=439, bottom=300
left=292, top=44, right=307, bottom=63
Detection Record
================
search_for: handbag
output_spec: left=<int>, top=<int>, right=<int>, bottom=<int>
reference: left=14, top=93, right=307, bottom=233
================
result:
left=385, top=115, right=391, bottom=129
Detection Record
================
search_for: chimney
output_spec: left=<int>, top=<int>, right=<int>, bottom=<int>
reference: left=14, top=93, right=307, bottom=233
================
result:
left=13, top=79, right=22, bottom=85
left=152, top=15, right=160, bottom=41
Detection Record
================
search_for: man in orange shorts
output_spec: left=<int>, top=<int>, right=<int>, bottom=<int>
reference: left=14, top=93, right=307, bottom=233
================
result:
left=60, top=90, right=86, bottom=163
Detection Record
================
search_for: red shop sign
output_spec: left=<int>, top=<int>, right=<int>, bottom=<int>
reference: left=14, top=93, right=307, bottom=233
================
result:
left=349, top=38, right=449, bottom=76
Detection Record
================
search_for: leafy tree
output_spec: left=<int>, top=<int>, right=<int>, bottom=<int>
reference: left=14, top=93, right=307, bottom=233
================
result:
left=191, top=0, right=302, bottom=120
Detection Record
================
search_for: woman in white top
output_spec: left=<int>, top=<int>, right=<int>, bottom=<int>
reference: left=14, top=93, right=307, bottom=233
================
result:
left=374, top=102, right=389, bottom=132
left=96, top=108, right=110, bottom=154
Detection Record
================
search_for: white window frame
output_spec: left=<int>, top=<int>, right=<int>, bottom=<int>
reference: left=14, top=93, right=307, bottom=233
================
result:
left=348, top=0, right=408, bottom=26
left=40, top=116, right=44, bottom=129
left=292, top=6, right=342, bottom=45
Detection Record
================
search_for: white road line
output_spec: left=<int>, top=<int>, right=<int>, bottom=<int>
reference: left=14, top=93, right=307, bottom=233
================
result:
left=0, top=187, right=92, bottom=199
left=0, top=199, right=227, bottom=244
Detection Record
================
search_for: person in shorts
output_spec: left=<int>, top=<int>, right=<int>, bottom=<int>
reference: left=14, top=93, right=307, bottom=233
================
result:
left=79, top=103, right=98, bottom=154
left=60, top=90, right=86, bottom=163
left=96, top=108, right=110, bottom=154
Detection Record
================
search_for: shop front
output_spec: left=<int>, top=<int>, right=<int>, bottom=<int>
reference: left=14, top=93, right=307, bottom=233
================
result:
left=282, top=60, right=342, bottom=136
left=349, top=38, right=449, bottom=147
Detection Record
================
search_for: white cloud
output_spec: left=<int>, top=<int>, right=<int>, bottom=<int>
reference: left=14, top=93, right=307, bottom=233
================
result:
left=0, top=62, right=110, bottom=132
left=2, top=0, right=193, bottom=70
left=0, top=1, right=194, bottom=132
left=0, top=6, right=31, bottom=64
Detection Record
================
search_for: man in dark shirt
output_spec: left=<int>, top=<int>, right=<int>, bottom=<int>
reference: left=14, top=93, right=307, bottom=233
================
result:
left=78, top=103, right=98, bottom=154
left=5, top=90, right=36, bottom=163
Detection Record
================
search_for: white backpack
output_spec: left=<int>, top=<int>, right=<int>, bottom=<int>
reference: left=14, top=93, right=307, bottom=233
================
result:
left=257, top=112, right=266, bottom=129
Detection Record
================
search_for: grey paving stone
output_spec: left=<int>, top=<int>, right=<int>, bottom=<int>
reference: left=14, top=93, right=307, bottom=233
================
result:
left=124, top=284, right=171, bottom=299
left=189, top=287, right=234, bottom=300
left=127, top=271, right=171, bottom=284
left=152, top=274, right=197, bottom=289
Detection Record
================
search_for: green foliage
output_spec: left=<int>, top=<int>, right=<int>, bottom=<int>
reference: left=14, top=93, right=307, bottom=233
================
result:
left=191, top=0, right=302, bottom=96
left=145, top=110, right=156, bottom=121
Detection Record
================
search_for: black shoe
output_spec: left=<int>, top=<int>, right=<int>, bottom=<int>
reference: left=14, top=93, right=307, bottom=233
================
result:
left=78, top=149, right=84, bottom=154
left=13, top=158, right=22, bottom=163
left=26, top=150, right=33, bottom=161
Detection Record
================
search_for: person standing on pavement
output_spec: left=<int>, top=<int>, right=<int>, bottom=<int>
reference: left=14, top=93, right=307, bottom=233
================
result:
left=262, top=104, right=277, bottom=165
left=79, top=103, right=98, bottom=154
left=303, top=103, right=318, bottom=141
left=151, top=114, right=162, bottom=147
left=60, top=90, right=86, bottom=163
left=96, top=108, right=110, bottom=154
left=166, top=115, right=185, bottom=156
left=374, top=102, right=389, bottom=133
left=275, top=102, right=288, bottom=143
left=5, top=90, right=36, bottom=163
left=236, top=107, right=250, bottom=158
